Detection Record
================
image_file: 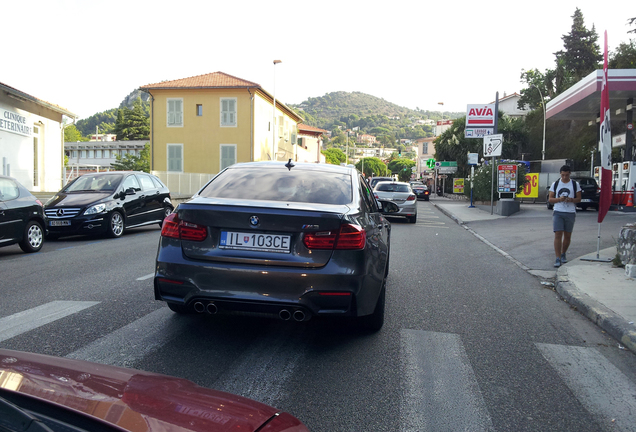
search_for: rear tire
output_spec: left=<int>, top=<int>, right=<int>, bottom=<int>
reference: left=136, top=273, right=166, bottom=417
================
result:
left=19, top=221, right=44, bottom=253
left=358, top=280, right=385, bottom=332
left=159, top=206, right=173, bottom=228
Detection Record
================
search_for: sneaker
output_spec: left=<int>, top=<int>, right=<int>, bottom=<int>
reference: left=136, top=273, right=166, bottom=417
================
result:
left=560, top=253, right=567, bottom=263
left=554, top=258, right=561, bottom=268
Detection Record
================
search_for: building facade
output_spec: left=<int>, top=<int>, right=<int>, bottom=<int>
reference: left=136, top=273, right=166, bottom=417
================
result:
left=139, top=72, right=303, bottom=190
left=297, top=124, right=327, bottom=163
left=64, top=140, right=148, bottom=172
left=1, top=82, right=76, bottom=191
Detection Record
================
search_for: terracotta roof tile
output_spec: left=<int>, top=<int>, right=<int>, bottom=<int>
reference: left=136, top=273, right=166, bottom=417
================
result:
left=298, top=124, right=328, bottom=133
left=140, top=71, right=261, bottom=90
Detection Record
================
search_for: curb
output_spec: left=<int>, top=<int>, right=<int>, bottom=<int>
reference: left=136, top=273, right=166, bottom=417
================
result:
left=433, top=200, right=636, bottom=354
left=556, top=267, right=636, bottom=354
left=431, top=202, right=464, bottom=225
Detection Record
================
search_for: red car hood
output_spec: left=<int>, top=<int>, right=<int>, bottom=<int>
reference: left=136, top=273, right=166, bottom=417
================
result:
left=0, top=349, right=308, bottom=432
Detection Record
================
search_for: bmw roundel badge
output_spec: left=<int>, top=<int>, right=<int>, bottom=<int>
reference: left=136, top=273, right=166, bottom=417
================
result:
left=249, top=216, right=260, bottom=226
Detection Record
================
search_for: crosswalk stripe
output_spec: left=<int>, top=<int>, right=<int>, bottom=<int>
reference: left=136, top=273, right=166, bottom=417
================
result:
left=400, top=329, right=494, bottom=432
left=213, top=326, right=307, bottom=406
left=66, top=307, right=178, bottom=367
left=536, top=343, right=636, bottom=432
left=0, top=301, right=100, bottom=343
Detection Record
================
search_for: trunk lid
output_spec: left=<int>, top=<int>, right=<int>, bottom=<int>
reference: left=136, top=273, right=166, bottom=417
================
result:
left=177, top=197, right=348, bottom=267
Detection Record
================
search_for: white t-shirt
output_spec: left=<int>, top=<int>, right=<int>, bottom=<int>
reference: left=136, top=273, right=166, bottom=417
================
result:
left=550, top=179, right=580, bottom=213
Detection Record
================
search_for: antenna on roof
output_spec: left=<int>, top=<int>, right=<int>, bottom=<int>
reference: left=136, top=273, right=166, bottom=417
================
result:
left=285, top=158, right=295, bottom=171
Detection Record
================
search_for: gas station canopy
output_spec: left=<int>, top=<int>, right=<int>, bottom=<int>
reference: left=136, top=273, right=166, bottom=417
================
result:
left=546, top=69, right=636, bottom=121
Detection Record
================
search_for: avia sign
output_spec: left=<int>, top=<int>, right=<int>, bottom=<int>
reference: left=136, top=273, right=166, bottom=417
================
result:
left=466, top=104, right=495, bottom=127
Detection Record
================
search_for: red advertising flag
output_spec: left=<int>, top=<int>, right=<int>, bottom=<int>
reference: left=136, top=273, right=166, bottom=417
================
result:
left=598, top=31, right=612, bottom=223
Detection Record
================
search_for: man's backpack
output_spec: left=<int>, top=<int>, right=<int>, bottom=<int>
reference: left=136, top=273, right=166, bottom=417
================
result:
left=553, top=179, right=578, bottom=195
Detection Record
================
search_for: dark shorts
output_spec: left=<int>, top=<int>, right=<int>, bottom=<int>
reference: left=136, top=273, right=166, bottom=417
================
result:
left=553, top=211, right=576, bottom=233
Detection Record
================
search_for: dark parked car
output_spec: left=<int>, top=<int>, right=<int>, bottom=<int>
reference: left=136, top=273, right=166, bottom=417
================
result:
left=0, top=175, right=47, bottom=253
left=410, top=181, right=430, bottom=201
left=154, top=161, right=399, bottom=331
left=0, top=349, right=309, bottom=432
left=44, top=171, right=173, bottom=238
left=369, top=176, right=394, bottom=189
left=546, top=176, right=599, bottom=211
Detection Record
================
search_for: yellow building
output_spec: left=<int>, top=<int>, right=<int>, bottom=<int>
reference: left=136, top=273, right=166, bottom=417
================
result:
left=140, top=72, right=303, bottom=193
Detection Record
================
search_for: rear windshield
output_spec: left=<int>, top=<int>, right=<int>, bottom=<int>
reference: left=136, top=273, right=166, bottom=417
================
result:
left=199, top=167, right=352, bottom=205
left=65, top=174, right=123, bottom=192
left=376, top=183, right=410, bottom=192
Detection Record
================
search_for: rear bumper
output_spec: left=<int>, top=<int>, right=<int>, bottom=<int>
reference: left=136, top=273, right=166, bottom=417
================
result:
left=154, top=243, right=386, bottom=318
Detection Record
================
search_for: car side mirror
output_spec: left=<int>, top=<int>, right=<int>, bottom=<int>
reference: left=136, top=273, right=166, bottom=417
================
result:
left=378, top=200, right=400, bottom=214
left=125, top=187, right=136, bottom=196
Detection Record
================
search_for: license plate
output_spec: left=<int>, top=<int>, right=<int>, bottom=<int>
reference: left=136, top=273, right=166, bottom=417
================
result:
left=581, top=199, right=591, bottom=203
left=50, top=220, right=71, bottom=226
left=220, top=231, right=291, bottom=253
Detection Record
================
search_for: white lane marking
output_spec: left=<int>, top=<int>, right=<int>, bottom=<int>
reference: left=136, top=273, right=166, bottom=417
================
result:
left=66, top=308, right=178, bottom=368
left=136, top=273, right=154, bottom=281
left=536, top=343, right=636, bottom=432
left=401, top=329, right=494, bottom=432
left=214, top=327, right=306, bottom=406
left=0, top=301, right=100, bottom=343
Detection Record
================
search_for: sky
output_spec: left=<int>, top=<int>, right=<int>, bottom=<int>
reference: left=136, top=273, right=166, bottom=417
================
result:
left=3, top=0, right=633, bottom=120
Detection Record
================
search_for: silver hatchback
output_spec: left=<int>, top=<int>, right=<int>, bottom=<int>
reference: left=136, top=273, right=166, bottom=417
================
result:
left=373, top=181, right=418, bottom=223
left=154, top=161, right=400, bottom=331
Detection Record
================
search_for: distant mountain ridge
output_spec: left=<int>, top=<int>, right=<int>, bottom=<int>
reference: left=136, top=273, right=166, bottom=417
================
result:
left=75, top=89, right=461, bottom=139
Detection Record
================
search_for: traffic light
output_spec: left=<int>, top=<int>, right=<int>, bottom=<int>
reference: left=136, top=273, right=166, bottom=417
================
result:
left=398, top=147, right=402, bottom=156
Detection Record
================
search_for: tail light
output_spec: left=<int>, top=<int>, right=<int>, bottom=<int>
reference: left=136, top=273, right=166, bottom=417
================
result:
left=424, top=191, right=430, bottom=195
left=406, top=195, right=416, bottom=201
left=374, top=193, right=379, bottom=199
left=303, top=223, right=366, bottom=250
left=161, top=213, right=207, bottom=242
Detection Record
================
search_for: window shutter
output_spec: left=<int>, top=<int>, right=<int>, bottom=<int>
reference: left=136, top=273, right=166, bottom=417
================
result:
left=168, top=100, right=174, bottom=125
left=176, top=100, right=183, bottom=125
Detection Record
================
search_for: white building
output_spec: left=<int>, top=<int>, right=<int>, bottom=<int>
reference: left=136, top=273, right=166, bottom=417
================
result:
left=1, top=82, right=77, bottom=191
left=64, top=140, right=149, bottom=171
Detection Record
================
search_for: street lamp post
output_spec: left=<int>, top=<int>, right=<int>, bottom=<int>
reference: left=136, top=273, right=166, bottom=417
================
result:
left=273, top=60, right=282, bottom=160
left=531, top=84, right=546, bottom=160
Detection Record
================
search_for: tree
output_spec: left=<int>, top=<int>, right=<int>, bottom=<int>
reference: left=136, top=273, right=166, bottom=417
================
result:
left=64, top=124, right=88, bottom=142
left=387, top=158, right=415, bottom=182
left=113, top=98, right=150, bottom=141
left=355, top=157, right=387, bottom=177
left=609, top=39, right=636, bottom=69
left=110, top=143, right=151, bottom=173
left=554, top=8, right=602, bottom=83
left=322, top=148, right=346, bottom=165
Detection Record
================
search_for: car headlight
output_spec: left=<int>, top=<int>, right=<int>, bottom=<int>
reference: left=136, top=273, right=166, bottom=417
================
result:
left=84, top=203, right=106, bottom=215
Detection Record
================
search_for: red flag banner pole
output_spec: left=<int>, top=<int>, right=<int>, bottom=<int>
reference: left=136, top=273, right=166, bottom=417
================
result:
left=584, top=31, right=613, bottom=262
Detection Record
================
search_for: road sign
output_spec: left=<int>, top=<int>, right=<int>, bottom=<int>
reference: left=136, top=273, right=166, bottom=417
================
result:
left=467, top=153, right=479, bottom=165
left=466, top=104, right=495, bottom=127
left=465, top=128, right=494, bottom=138
left=483, top=134, right=503, bottom=157
left=438, top=167, right=457, bottom=174
left=426, top=158, right=436, bottom=169
left=435, top=161, right=457, bottom=168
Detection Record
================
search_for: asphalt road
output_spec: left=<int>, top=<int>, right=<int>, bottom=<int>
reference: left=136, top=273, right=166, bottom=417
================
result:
left=468, top=203, right=634, bottom=271
left=1, top=203, right=636, bottom=431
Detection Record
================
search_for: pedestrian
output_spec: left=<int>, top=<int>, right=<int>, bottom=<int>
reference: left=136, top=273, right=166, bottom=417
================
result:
left=548, top=165, right=581, bottom=267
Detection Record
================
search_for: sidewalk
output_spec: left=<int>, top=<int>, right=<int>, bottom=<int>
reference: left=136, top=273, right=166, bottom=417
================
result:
left=431, top=195, right=636, bottom=354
